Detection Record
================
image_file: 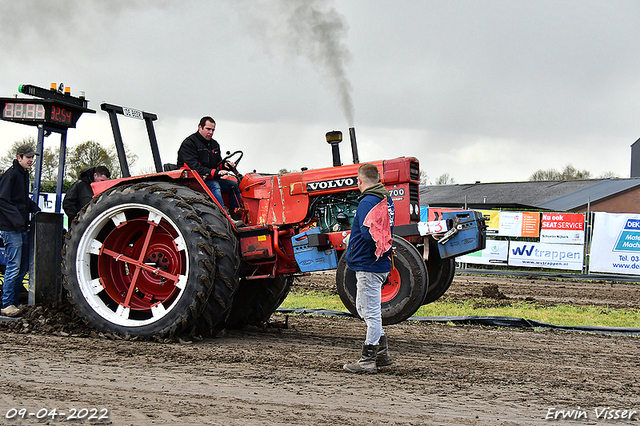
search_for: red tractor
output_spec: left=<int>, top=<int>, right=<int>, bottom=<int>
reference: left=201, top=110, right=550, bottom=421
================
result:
left=62, top=122, right=486, bottom=338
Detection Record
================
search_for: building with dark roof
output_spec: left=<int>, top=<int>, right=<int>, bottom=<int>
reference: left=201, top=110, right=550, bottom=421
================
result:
left=420, top=178, right=640, bottom=213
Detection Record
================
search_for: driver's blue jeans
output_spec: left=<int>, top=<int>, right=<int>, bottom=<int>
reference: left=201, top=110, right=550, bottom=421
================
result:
left=205, top=179, right=242, bottom=212
left=1, top=230, right=29, bottom=309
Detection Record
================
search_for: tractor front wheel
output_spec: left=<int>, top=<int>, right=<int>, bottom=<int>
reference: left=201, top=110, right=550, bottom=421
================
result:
left=422, top=236, right=456, bottom=305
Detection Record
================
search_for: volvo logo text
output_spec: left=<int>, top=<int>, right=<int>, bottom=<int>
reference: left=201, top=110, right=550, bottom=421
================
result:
left=306, top=177, right=357, bottom=192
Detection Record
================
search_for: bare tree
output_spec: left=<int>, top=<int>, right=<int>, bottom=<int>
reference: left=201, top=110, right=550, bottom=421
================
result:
left=40, top=146, right=59, bottom=182
left=434, top=173, right=455, bottom=185
left=529, top=164, right=593, bottom=181
left=419, top=171, right=429, bottom=185
left=597, top=171, right=619, bottom=179
left=66, top=140, right=137, bottom=180
left=560, top=164, right=591, bottom=180
left=529, top=168, right=560, bottom=181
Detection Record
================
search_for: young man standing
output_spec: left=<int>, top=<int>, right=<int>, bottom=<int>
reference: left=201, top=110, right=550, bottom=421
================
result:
left=0, top=144, right=41, bottom=317
left=63, top=165, right=111, bottom=221
left=343, top=163, right=395, bottom=374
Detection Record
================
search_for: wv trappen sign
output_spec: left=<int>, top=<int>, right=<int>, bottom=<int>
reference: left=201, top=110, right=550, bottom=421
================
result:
left=508, top=242, right=583, bottom=271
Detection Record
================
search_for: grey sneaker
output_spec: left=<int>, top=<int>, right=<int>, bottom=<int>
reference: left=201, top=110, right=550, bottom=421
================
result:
left=1, top=305, right=21, bottom=317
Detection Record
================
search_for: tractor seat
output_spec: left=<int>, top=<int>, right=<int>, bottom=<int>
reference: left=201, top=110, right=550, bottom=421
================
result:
left=163, top=163, right=179, bottom=172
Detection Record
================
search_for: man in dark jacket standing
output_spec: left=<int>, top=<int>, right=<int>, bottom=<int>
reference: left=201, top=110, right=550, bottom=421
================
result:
left=177, top=116, right=243, bottom=220
left=343, top=163, right=395, bottom=374
left=0, top=144, right=41, bottom=317
left=63, top=166, right=111, bottom=221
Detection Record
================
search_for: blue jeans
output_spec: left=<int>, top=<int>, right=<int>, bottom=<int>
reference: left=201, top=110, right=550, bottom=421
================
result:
left=355, top=271, right=387, bottom=345
left=1, top=230, right=29, bottom=308
left=205, top=178, right=242, bottom=212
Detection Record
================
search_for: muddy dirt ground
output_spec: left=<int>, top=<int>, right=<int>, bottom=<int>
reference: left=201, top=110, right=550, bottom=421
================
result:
left=1, top=272, right=639, bottom=425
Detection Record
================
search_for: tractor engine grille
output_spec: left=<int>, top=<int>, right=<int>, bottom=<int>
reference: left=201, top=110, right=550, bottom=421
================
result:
left=409, top=183, right=420, bottom=221
left=410, top=162, right=420, bottom=182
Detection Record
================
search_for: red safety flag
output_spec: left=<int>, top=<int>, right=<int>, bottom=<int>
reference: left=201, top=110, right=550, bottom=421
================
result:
left=363, top=197, right=392, bottom=260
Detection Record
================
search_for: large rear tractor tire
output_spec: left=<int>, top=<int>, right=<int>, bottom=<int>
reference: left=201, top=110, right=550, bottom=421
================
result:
left=336, top=236, right=428, bottom=325
left=61, top=182, right=234, bottom=339
left=422, top=237, right=456, bottom=305
left=223, top=275, right=293, bottom=329
left=167, top=191, right=241, bottom=336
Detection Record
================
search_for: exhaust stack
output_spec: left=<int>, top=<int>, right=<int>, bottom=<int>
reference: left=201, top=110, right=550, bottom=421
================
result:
left=326, top=130, right=343, bottom=167
left=349, top=127, right=359, bottom=164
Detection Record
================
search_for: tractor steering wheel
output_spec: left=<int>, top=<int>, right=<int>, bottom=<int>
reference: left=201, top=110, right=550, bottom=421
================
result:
left=220, top=150, right=243, bottom=182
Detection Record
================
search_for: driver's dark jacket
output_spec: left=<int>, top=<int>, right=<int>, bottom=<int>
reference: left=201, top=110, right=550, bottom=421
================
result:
left=177, top=131, right=225, bottom=179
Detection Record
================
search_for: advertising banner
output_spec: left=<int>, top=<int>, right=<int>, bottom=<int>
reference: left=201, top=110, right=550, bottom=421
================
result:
left=478, top=210, right=500, bottom=235
left=589, top=212, right=640, bottom=275
left=521, top=212, right=541, bottom=237
left=457, top=239, right=508, bottom=265
left=498, top=212, right=540, bottom=238
left=540, top=212, right=585, bottom=245
left=508, top=241, right=583, bottom=271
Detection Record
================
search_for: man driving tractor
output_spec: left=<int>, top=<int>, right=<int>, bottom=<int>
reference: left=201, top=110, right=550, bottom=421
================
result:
left=177, top=116, right=244, bottom=225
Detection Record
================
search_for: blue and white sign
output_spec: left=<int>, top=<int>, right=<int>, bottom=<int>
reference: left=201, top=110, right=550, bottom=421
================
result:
left=590, top=212, right=640, bottom=275
left=508, top=241, right=583, bottom=271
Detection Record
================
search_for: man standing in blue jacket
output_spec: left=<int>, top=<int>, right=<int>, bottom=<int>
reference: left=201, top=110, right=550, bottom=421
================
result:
left=0, top=144, right=41, bottom=317
left=343, top=163, right=395, bottom=374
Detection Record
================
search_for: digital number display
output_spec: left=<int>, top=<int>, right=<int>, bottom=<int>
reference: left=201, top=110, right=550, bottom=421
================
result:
left=1, top=99, right=81, bottom=128
left=50, top=105, right=73, bottom=125
left=2, top=103, right=46, bottom=120
left=2, top=102, right=74, bottom=126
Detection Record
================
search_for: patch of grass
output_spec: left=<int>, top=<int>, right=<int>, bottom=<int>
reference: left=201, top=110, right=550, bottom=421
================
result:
left=280, top=291, right=640, bottom=328
left=280, top=291, right=346, bottom=312
left=413, top=300, right=640, bottom=328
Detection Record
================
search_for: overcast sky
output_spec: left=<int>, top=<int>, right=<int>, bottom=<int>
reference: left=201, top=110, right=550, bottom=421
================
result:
left=1, top=0, right=639, bottom=184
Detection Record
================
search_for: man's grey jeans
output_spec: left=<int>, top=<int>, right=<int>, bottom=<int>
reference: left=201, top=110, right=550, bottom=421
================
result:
left=355, top=271, right=387, bottom=345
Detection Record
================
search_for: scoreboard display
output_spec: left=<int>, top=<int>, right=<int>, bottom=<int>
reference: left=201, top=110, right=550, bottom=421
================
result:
left=0, top=84, right=94, bottom=129
left=2, top=101, right=74, bottom=126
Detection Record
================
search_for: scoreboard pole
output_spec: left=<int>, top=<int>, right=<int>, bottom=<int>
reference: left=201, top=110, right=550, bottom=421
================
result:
left=32, top=125, right=46, bottom=207
left=55, top=129, right=68, bottom=213
left=31, top=124, right=69, bottom=213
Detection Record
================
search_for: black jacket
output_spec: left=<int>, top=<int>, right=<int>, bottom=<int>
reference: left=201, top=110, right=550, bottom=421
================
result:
left=0, top=159, right=41, bottom=232
left=177, top=132, right=226, bottom=179
left=63, top=167, right=97, bottom=220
